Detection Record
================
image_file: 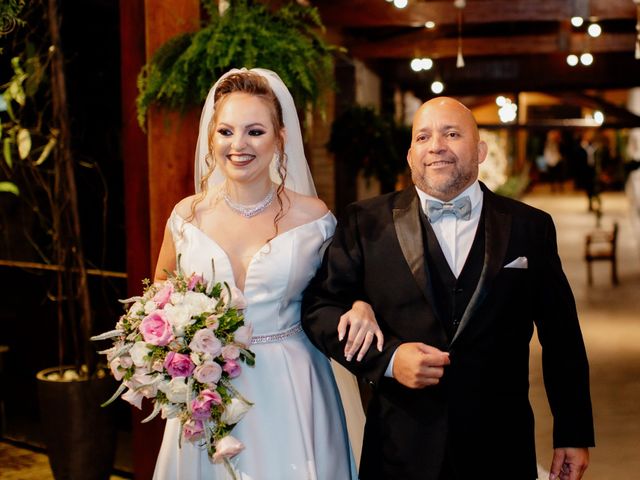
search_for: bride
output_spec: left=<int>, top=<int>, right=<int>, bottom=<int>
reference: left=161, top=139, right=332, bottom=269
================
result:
left=152, top=68, right=382, bottom=479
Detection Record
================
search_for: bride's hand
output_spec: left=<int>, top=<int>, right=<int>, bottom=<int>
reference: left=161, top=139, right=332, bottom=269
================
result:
left=338, top=300, right=384, bottom=362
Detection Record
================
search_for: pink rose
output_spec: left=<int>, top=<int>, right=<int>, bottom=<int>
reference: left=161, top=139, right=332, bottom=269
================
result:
left=140, top=311, right=174, bottom=346
left=163, top=351, right=195, bottom=378
left=194, top=361, right=222, bottom=385
left=189, top=329, right=222, bottom=357
left=187, top=274, right=204, bottom=291
left=223, top=359, right=241, bottom=378
left=153, top=282, right=174, bottom=308
left=221, top=345, right=240, bottom=360
left=212, top=435, right=245, bottom=463
left=191, top=389, right=223, bottom=420
left=220, top=285, right=247, bottom=310
left=182, top=419, right=204, bottom=441
left=233, top=325, right=253, bottom=348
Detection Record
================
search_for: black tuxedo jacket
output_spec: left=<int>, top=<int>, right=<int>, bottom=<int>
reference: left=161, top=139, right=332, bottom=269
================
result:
left=302, top=184, right=594, bottom=480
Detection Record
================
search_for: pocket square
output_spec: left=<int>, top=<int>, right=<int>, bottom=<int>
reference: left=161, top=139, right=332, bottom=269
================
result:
left=504, top=256, right=528, bottom=269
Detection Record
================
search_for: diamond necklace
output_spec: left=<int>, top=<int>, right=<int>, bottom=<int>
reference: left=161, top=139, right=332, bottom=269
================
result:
left=222, top=185, right=276, bottom=218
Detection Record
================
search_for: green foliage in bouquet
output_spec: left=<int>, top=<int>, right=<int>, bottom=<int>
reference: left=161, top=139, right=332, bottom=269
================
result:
left=136, top=0, right=340, bottom=128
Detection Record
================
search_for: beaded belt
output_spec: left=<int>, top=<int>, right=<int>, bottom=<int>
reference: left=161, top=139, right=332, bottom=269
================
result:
left=250, top=323, right=303, bottom=345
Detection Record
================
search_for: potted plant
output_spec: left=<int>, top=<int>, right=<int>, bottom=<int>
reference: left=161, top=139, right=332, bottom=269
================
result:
left=136, top=0, right=340, bottom=126
left=328, top=104, right=409, bottom=205
left=0, top=2, right=117, bottom=478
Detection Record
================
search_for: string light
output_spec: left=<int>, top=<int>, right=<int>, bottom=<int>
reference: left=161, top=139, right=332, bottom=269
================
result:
left=410, top=57, right=433, bottom=72
left=393, top=0, right=408, bottom=8
left=566, top=54, right=579, bottom=66
left=587, top=23, right=601, bottom=38
left=571, top=16, right=584, bottom=27
left=497, top=97, right=517, bottom=123
left=431, top=81, right=444, bottom=94
left=593, top=111, right=604, bottom=125
left=580, top=53, right=594, bottom=65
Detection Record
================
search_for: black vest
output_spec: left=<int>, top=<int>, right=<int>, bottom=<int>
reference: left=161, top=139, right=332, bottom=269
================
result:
left=419, top=210, right=485, bottom=340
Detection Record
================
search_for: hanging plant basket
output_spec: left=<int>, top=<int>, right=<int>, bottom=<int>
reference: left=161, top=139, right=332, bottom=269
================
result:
left=136, top=0, right=341, bottom=127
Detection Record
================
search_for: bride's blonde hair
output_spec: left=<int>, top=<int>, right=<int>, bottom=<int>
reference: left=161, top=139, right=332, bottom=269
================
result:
left=189, top=72, right=290, bottom=235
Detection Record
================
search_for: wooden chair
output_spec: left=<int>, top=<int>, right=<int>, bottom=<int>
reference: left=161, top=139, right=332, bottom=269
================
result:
left=584, top=222, right=619, bottom=285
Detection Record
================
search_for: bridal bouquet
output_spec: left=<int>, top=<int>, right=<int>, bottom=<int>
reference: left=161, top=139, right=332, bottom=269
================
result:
left=92, top=266, right=255, bottom=466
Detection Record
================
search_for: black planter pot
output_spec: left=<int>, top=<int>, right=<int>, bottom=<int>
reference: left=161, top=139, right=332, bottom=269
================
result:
left=36, top=366, right=118, bottom=480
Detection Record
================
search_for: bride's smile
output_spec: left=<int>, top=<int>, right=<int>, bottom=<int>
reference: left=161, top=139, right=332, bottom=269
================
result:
left=212, top=92, right=284, bottom=190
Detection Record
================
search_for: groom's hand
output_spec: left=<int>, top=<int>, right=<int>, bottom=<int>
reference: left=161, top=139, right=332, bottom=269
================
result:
left=549, top=447, right=589, bottom=480
left=392, top=343, right=450, bottom=389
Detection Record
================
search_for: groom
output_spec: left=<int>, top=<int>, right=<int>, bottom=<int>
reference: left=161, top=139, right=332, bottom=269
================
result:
left=302, top=97, right=594, bottom=480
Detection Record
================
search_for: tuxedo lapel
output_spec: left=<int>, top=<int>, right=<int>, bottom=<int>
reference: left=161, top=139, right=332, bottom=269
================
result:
left=392, top=189, right=436, bottom=308
left=451, top=187, right=511, bottom=344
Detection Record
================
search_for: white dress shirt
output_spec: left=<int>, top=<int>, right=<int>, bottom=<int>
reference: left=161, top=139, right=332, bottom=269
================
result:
left=384, top=181, right=484, bottom=377
left=416, top=181, right=484, bottom=278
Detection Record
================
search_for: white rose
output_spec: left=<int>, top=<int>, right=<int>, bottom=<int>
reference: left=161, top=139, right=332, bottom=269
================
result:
left=190, top=352, right=203, bottom=366
left=130, top=301, right=144, bottom=315
left=233, top=325, right=253, bottom=348
left=169, top=291, right=184, bottom=305
left=122, top=388, right=144, bottom=409
left=161, top=402, right=181, bottom=419
left=183, top=291, right=216, bottom=315
left=109, top=357, right=125, bottom=381
left=144, top=300, right=157, bottom=314
left=163, top=303, right=194, bottom=336
left=129, top=341, right=151, bottom=367
left=220, top=397, right=252, bottom=425
left=158, top=377, right=189, bottom=404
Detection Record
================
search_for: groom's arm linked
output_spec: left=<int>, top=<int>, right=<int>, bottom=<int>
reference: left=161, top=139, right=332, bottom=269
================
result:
left=302, top=199, right=441, bottom=389
left=303, top=201, right=398, bottom=387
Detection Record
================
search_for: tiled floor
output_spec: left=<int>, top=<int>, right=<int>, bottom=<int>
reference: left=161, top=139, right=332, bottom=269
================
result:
left=526, top=188, right=640, bottom=479
left=1, top=186, right=639, bottom=479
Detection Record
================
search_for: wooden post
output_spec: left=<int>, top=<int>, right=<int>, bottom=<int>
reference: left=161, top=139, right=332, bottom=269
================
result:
left=120, top=1, right=199, bottom=478
left=145, top=0, right=201, bottom=271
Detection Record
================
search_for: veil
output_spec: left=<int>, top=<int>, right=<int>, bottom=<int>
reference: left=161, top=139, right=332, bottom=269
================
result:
left=194, top=67, right=316, bottom=196
left=193, top=67, right=365, bottom=465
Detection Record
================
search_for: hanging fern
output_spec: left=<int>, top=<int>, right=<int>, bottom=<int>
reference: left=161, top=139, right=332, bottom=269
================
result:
left=136, top=0, right=340, bottom=128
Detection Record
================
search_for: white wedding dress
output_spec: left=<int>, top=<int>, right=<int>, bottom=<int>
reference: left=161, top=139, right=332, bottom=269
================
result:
left=153, top=209, right=359, bottom=480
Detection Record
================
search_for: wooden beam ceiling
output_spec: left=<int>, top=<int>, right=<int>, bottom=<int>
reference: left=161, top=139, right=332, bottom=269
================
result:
left=316, top=0, right=636, bottom=28
left=313, top=0, right=640, bottom=98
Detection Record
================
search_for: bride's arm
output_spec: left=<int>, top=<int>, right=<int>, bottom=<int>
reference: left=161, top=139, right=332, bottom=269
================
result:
left=338, top=301, right=384, bottom=362
left=154, top=224, right=176, bottom=283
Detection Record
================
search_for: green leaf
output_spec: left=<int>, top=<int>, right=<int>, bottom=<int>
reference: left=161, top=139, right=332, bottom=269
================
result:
left=0, top=182, right=19, bottom=195
left=17, top=128, right=31, bottom=159
left=34, top=133, right=57, bottom=165
left=3, top=138, right=12, bottom=168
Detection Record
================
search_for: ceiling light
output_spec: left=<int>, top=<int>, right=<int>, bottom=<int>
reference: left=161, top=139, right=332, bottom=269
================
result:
left=430, top=81, right=444, bottom=94
left=420, top=58, right=433, bottom=70
left=587, top=23, right=602, bottom=38
left=498, top=102, right=517, bottom=123
left=495, top=95, right=507, bottom=106
left=571, top=16, right=584, bottom=28
left=393, top=0, right=408, bottom=8
left=594, top=110, right=604, bottom=125
left=580, top=53, right=594, bottom=65
left=566, top=54, right=579, bottom=66
left=425, top=21, right=436, bottom=29
left=411, top=57, right=433, bottom=72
